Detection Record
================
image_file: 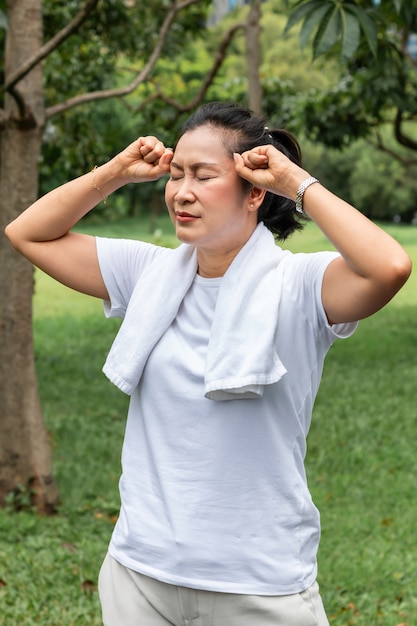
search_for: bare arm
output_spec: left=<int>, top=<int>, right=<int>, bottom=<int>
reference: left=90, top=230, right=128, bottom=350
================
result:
left=234, top=147, right=412, bottom=324
left=5, top=137, right=174, bottom=299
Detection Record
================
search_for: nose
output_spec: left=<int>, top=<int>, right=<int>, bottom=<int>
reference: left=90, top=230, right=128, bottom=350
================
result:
left=174, top=177, right=195, bottom=204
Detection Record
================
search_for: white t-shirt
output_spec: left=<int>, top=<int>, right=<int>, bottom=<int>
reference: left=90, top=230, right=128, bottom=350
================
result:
left=96, top=236, right=357, bottom=595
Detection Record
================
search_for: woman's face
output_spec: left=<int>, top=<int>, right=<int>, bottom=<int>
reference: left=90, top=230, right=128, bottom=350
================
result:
left=165, top=126, right=257, bottom=255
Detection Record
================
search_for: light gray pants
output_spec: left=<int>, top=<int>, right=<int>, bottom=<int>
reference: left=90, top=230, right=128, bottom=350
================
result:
left=98, top=553, right=330, bottom=626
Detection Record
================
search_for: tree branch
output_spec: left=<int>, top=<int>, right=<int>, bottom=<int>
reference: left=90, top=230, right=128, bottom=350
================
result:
left=371, top=127, right=417, bottom=166
left=394, top=108, right=417, bottom=152
left=8, top=85, right=27, bottom=120
left=4, top=0, right=100, bottom=94
left=136, top=22, right=245, bottom=115
left=45, top=0, right=204, bottom=119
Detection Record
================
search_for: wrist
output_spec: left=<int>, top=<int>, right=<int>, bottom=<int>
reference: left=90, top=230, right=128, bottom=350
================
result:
left=272, top=166, right=311, bottom=201
left=295, top=177, right=320, bottom=214
left=91, top=166, right=108, bottom=204
left=89, top=158, right=129, bottom=201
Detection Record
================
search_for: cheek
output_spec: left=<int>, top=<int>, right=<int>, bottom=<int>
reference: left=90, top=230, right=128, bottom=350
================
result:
left=164, top=184, right=176, bottom=211
left=164, top=187, right=175, bottom=224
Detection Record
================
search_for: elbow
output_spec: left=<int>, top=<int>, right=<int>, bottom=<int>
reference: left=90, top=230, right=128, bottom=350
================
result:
left=4, top=222, right=20, bottom=251
left=4, top=221, right=28, bottom=256
left=4, top=222, right=15, bottom=246
left=387, top=252, right=412, bottom=293
left=4, top=217, right=30, bottom=252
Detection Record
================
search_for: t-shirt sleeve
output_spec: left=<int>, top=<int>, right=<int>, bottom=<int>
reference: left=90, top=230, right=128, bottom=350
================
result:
left=95, top=237, right=171, bottom=318
left=283, top=250, right=358, bottom=341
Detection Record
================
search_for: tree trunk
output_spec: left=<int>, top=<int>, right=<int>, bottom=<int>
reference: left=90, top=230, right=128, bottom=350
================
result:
left=246, top=0, right=263, bottom=115
left=0, top=0, right=59, bottom=512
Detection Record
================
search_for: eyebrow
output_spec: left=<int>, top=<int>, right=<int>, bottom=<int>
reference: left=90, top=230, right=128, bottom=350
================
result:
left=170, top=161, right=219, bottom=171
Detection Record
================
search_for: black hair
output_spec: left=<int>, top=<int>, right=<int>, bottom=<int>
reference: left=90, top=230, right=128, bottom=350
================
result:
left=180, top=101, right=306, bottom=240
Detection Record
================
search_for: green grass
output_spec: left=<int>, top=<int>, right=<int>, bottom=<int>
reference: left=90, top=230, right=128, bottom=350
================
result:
left=0, top=216, right=416, bottom=625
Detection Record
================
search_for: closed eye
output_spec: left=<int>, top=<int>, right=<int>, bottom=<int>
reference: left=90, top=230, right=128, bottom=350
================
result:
left=170, top=160, right=220, bottom=182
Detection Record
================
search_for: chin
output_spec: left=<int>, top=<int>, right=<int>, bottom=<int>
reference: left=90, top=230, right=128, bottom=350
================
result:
left=175, top=231, right=191, bottom=244
left=175, top=227, right=197, bottom=245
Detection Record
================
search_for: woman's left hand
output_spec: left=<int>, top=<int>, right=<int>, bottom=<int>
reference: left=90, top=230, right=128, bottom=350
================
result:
left=234, top=146, right=307, bottom=200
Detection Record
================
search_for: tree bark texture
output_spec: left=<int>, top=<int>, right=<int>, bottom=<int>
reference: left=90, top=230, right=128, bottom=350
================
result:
left=246, top=0, right=263, bottom=115
left=0, top=0, right=59, bottom=512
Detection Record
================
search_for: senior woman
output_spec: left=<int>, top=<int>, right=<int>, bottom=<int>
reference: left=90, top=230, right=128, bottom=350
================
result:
left=5, top=101, right=411, bottom=626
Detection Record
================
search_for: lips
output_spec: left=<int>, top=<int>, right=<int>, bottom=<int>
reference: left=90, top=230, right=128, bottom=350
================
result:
left=175, top=211, right=199, bottom=222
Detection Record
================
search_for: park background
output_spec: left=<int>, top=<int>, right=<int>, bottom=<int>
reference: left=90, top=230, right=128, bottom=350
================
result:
left=1, top=1, right=417, bottom=625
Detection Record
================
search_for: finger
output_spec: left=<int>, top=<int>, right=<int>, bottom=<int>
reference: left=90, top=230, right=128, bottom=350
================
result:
left=233, top=152, right=244, bottom=167
left=139, top=138, right=166, bottom=162
left=233, top=153, right=251, bottom=177
left=243, top=152, right=269, bottom=169
left=159, top=149, right=174, bottom=170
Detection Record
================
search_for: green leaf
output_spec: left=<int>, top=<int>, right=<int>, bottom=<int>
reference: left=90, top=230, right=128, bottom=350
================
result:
left=299, top=4, right=331, bottom=50
left=346, top=4, right=378, bottom=57
left=340, top=10, right=360, bottom=61
left=313, top=5, right=341, bottom=58
left=284, top=0, right=324, bottom=34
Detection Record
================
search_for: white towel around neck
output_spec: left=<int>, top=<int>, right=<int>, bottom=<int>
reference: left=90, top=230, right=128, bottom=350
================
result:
left=102, top=222, right=289, bottom=400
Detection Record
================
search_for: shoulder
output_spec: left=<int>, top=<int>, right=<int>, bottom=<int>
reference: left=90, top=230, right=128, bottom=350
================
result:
left=95, top=237, right=175, bottom=317
left=281, top=249, right=339, bottom=270
left=96, top=236, right=171, bottom=263
left=280, top=250, right=357, bottom=338
left=96, top=236, right=173, bottom=278
left=278, top=250, right=339, bottom=328
left=280, top=249, right=339, bottom=287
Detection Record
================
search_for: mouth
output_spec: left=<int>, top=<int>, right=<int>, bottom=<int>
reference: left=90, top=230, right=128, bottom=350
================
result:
left=175, top=211, right=199, bottom=223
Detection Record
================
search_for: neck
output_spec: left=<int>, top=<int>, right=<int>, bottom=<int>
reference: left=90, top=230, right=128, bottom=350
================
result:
left=196, top=235, right=254, bottom=278
left=197, top=254, right=234, bottom=278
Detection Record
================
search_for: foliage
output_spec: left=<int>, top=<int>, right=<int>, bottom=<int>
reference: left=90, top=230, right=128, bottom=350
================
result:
left=283, top=0, right=417, bottom=158
left=39, top=0, right=212, bottom=196
left=286, top=50, right=417, bottom=150
left=299, top=132, right=417, bottom=221
left=349, top=146, right=416, bottom=221
left=209, top=0, right=417, bottom=222
left=284, top=0, right=378, bottom=61
left=126, top=0, right=417, bottom=225
left=42, top=0, right=212, bottom=96
left=5, top=0, right=417, bottom=223
left=40, top=0, right=339, bottom=193
left=0, top=218, right=416, bottom=624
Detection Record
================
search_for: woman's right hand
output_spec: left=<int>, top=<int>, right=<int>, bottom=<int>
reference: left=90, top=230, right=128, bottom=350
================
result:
left=115, top=136, right=174, bottom=183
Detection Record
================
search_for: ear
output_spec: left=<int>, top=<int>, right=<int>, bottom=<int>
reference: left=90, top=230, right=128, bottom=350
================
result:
left=248, top=186, right=267, bottom=212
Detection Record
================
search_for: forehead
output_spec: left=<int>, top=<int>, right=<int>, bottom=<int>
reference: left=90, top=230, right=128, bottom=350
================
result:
left=174, top=126, right=232, bottom=163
